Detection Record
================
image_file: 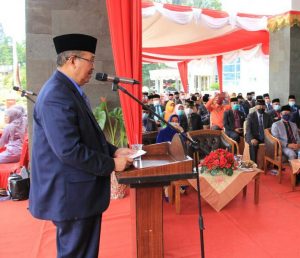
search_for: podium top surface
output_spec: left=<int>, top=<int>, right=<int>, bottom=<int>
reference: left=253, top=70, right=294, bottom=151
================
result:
left=116, top=136, right=195, bottom=185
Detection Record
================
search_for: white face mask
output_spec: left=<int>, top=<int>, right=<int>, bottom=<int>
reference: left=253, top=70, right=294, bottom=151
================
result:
left=153, top=100, right=160, bottom=106
left=185, top=108, right=193, bottom=116
left=170, top=122, right=179, bottom=127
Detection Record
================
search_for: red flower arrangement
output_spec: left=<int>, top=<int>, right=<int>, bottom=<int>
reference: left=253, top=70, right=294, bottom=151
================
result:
left=199, top=148, right=236, bottom=176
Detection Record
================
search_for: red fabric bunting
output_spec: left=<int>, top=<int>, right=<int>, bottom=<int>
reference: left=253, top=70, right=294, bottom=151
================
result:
left=106, top=0, right=142, bottom=145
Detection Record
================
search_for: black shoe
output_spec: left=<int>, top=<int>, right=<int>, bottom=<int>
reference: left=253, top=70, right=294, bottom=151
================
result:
left=296, top=174, right=300, bottom=186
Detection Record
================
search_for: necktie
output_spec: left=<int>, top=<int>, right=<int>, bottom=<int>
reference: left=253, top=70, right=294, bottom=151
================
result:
left=82, top=92, right=92, bottom=110
left=285, top=122, right=296, bottom=144
left=259, top=115, right=264, bottom=141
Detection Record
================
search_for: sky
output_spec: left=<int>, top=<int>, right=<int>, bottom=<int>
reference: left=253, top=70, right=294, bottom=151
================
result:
left=0, top=0, right=25, bottom=41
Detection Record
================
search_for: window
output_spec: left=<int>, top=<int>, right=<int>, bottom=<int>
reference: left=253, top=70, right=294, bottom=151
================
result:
left=223, top=58, right=240, bottom=87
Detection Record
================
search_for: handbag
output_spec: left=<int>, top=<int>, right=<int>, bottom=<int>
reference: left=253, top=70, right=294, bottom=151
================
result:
left=8, top=174, right=30, bottom=201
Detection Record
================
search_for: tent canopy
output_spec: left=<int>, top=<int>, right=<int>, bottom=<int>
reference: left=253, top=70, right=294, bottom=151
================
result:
left=142, top=2, right=269, bottom=63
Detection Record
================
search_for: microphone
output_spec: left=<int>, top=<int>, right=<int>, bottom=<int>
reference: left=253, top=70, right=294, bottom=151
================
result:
left=13, top=86, right=37, bottom=96
left=95, top=72, right=139, bottom=85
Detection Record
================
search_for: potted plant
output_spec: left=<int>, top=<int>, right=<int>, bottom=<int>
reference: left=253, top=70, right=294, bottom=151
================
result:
left=94, top=97, right=128, bottom=199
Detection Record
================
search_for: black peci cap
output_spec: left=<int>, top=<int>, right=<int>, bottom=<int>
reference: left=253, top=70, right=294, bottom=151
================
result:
left=53, top=34, right=97, bottom=54
left=272, top=98, right=280, bottom=103
left=281, top=105, right=291, bottom=112
left=288, top=95, right=296, bottom=100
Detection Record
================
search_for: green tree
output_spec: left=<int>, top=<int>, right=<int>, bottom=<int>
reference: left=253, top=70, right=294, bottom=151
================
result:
left=154, top=0, right=222, bottom=10
left=142, top=63, right=167, bottom=87
left=0, top=36, right=13, bottom=65
left=17, top=40, right=26, bottom=65
left=191, top=0, right=222, bottom=10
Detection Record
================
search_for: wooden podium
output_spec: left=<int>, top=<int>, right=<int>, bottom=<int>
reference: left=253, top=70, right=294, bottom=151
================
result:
left=116, top=134, right=194, bottom=258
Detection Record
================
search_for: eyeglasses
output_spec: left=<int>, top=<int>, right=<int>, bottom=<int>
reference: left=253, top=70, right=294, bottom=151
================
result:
left=75, top=55, right=95, bottom=64
left=69, top=55, right=95, bottom=64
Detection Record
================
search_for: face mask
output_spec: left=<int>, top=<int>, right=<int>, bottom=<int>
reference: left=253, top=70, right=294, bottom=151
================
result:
left=176, top=110, right=184, bottom=116
left=142, top=113, right=148, bottom=119
left=282, top=114, right=291, bottom=121
left=273, top=104, right=281, bottom=111
left=257, top=109, right=265, bottom=114
left=170, top=122, right=179, bottom=127
left=180, top=96, right=185, bottom=100
left=153, top=100, right=160, bottom=106
left=289, top=101, right=295, bottom=107
left=185, top=108, right=193, bottom=116
left=232, top=104, right=240, bottom=111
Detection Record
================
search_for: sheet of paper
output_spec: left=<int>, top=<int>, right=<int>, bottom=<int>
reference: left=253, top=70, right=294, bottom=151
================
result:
left=129, top=150, right=147, bottom=159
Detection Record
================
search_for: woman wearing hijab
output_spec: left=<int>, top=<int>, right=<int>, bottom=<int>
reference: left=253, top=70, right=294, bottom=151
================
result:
left=0, top=107, right=26, bottom=163
left=156, top=114, right=183, bottom=143
left=156, top=114, right=190, bottom=200
left=163, top=101, right=176, bottom=122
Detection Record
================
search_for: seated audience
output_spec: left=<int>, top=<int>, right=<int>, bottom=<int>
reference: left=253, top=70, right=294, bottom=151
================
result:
left=156, top=114, right=184, bottom=143
left=237, top=95, right=246, bottom=116
left=245, top=99, right=273, bottom=163
left=13, top=105, right=28, bottom=132
left=288, top=95, right=300, bottom=128
left=205, top=92, right=230, bottom=130
left=249, top=95, right=263, bottom=114
left=142, top=105, right=157, bottom=132
left=198, top=94, right=210, bottom=126
left=268, top=98, right=281, bottom=123
left=164, top=101, right=175, bottom=122
left=243, top=92, right=255, bottom=115
left=150, top=94, right=164, bottom=127
left=156, top=114, right=189, bottom=200
left=0, top=107, right=26, bottom=163
left=263, top=93, right=273, bottom=112
left=174, top=91, right=182, bottom=105
left=271, top=105, right=300, bottom=160
left=175, top=104, right=188, bottom=132
left=223, top=97, right=246, bottom=143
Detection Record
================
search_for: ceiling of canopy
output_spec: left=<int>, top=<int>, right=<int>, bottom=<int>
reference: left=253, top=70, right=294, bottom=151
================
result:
left=142, top=2, right=270, bottom=63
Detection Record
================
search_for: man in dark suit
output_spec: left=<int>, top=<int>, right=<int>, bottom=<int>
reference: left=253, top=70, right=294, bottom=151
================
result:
left=242, top=92, right=255, bottom=116
left=263, top=93, right=273, bottom=112
left=288, top=94, right=300, bottom=128
left=267, top=98, right=281, bottom=123
left=223, top=97, right=246, bottom=143
left=245, top=99, right=273, bottom=163
left=29, top=34, right=134, bottom=258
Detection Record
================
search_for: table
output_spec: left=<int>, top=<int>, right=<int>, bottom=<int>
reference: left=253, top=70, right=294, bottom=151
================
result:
left=289, top=159, right=300, bottom=191
left=187, top=169, right=262, bottom=212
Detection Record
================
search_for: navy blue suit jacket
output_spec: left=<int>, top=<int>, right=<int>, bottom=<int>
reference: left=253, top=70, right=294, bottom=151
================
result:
left=29, top=70, right=117, bottom=221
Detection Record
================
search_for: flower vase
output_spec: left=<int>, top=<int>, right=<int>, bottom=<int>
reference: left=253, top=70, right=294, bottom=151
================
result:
left=110, top=171, right=127, bottom=199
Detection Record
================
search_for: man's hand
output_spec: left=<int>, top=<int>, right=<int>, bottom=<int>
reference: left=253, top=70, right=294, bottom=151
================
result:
left=251, top=139, right=259, bottom=145
left=287, top=143, right=298, bottom=150
left=114, top=148, right=136, bottom=158
left=114, top=157, right=133, bottom=172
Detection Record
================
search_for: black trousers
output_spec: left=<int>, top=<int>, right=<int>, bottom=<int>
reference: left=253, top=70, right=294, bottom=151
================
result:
left=225, top=130, right=240, bottom=143
left=249, top=140, right=263, bottom=163
left=53, top=214, right=102, bottom=258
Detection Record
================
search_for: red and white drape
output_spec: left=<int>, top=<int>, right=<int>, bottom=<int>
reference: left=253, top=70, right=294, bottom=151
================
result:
left=106, top=0, right=142, bottom=145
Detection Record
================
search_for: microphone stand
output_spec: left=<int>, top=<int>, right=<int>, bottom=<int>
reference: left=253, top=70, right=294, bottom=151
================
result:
left=111, top=82, right=205, bottom=258
left=21, top=91, right=36, bottom=104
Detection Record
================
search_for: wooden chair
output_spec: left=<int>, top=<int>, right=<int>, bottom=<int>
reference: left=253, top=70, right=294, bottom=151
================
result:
left=0, top=135, right=29, bottom=189
left=142, top=131, right=158, bottom=145
left=264, top=128, right=287, bottom=184
left=169, top=129, right=238, bottom=214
